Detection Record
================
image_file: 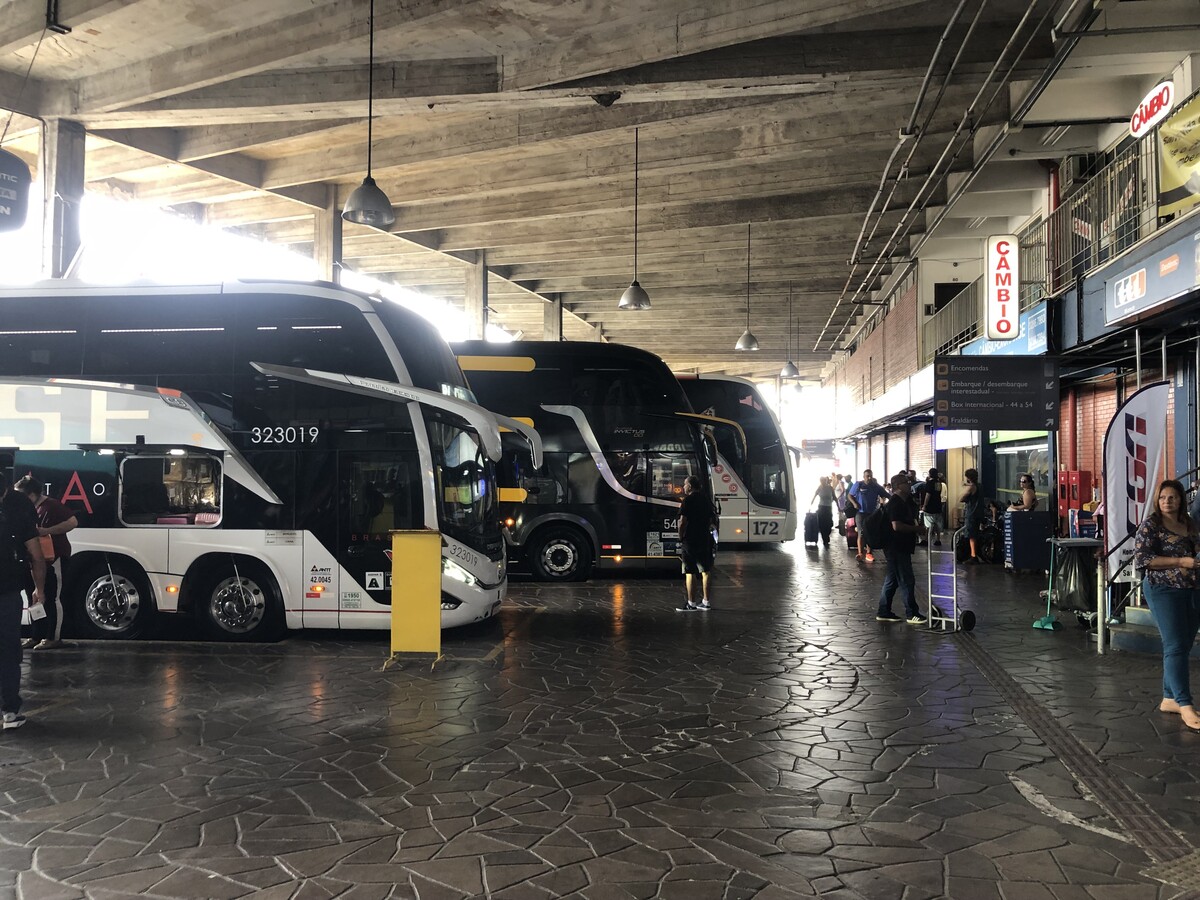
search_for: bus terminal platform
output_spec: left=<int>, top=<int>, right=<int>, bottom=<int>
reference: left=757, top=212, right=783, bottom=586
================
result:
left=2, top=546, right=1199, bottom=900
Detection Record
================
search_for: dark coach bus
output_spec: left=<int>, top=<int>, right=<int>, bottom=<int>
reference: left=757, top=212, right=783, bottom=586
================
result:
left=453, top=341, right=721, bottom=582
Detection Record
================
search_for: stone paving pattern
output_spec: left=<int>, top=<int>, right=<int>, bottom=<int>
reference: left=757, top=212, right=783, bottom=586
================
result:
left=3, top=543, right=1200, bottom=899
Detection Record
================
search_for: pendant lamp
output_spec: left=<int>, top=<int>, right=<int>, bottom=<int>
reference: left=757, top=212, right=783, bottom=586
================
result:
left=780, top=285, right=799, bottom=378
left=343, top=0, right=395, bottom=227
left=618, top=127, right=651, bottom=310
left=735, top=222, right=759, bottom=350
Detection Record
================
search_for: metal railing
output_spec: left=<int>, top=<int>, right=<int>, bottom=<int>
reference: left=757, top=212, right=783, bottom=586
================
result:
left=1046, top=138, right=1158, bottom=295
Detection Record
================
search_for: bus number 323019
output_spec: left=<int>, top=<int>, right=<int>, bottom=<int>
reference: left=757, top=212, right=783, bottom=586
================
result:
left=251, top=426, right=321, bottom=444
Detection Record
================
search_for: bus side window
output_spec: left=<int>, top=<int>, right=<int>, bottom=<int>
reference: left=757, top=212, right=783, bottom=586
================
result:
left=120, top=455, right=222, bottom=527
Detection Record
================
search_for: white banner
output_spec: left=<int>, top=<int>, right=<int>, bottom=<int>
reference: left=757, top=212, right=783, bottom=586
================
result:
left=985, top=235, right=1020, bottom=340
left=1104, top=382, right=1171, bottom=574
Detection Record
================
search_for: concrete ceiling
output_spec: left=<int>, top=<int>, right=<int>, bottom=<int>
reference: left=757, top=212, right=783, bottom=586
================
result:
left=0, top=0, right=1155, bottom=380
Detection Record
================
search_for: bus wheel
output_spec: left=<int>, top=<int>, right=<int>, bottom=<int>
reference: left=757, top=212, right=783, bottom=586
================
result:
left=528, top=526, right=593, bottom=582
left=73, top=561, right=154, bottom=640
left=196, top=563, right=283, bottom=642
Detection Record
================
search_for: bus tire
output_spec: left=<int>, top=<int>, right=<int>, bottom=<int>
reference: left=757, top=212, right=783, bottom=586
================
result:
left=71, top=560, right=155, bottom=640
left=528, top=526, right=593, bottom=582
left=195, top=561, right=284, bottom=642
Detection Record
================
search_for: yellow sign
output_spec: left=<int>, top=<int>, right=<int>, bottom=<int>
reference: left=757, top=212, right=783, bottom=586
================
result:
left=389, top=529, right=441, bottom=656
left=1158, top=91, right=1200, bottom=217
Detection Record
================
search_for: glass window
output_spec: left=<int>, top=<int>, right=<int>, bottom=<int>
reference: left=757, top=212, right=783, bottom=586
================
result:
left=119, top=455, right=221, bottom=526
left=0, top=297, right=85, bottom=376
left=648, top=452, right=700, bottom=501
left=84, top=295, right=233, bottom=377
left=425, top=411, right=501, bottom=557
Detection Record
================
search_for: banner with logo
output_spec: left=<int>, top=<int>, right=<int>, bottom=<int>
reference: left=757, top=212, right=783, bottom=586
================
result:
left=1103, top=382, right=1170, bottom=574
left=1158, top=90, right=1200, bottom=218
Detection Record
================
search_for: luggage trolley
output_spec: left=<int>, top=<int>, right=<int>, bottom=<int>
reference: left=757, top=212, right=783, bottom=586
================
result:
left=926, top=526, right=976, bottom=633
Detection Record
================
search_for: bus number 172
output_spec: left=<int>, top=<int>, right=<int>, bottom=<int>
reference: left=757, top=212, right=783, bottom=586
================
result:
left=753, top=521, right=779, bottom=536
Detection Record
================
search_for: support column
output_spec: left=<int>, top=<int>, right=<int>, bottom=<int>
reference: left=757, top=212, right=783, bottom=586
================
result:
left=314, top=185, right=343, bottom=284
left=543, top=295, right=563, bottom=341
left=464, top=250, right=488, bottom=339
left=41, top=119, right=86, bottom=278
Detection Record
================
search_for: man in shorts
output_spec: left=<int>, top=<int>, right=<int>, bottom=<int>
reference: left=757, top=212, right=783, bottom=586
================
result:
left=677, top=475, right=717, bottom=611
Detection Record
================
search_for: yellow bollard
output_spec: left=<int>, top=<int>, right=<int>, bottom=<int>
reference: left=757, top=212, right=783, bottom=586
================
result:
left=388, top=529, right=442, bottom=660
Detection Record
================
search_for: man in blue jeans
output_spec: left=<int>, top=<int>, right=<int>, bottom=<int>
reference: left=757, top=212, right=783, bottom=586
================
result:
left=876, top=473, right=925, bottom=624
left=1, top=473, right=47, bottom=731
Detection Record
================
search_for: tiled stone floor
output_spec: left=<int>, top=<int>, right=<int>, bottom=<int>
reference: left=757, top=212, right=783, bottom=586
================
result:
left=4, top=542, right=1200, bottom=899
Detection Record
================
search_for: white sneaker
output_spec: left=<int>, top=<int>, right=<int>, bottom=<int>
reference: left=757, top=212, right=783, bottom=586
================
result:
left=906, top=614, right=925, bottom=625
left=2, top=712, right=26, bottom=730
left=697, top=600, right=710, bottom=610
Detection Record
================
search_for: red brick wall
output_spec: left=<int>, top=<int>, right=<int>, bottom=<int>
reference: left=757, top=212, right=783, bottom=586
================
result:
left=1063, top=373, right=1175, bottom=490
left=828, top=282, right=919, bottom=407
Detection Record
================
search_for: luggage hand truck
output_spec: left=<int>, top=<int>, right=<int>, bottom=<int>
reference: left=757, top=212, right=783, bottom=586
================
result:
left=926, top=526, right=976, bottom=633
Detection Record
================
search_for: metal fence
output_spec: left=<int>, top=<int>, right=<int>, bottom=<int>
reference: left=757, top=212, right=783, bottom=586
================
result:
left=1046, top=138, right=1158, bottom=295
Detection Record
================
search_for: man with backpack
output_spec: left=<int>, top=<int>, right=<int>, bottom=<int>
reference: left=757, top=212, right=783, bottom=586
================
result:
left=874, top=473, right=925, bottom=624
left=847, top=469, right=888, bottom=562
left=0, top=472, right=47, bottom=730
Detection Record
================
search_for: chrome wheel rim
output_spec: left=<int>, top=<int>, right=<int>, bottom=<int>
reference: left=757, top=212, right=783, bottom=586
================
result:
left=85, top=574, right=141, bottom=633
left=209, top=576, right=265, bottom=635
left=540, top=539, right=578, bottom=577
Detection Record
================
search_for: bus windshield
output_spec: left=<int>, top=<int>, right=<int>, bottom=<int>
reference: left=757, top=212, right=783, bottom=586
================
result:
left=425, top=410, right=501, bottom=553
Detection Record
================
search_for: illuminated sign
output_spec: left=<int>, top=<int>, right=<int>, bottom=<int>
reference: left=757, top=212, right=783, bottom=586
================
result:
left=0, top=149, right=31, bottom=233
left=1130, top=80, right=1174, bottom=139
left=985, top=235, right=1020, bottom=341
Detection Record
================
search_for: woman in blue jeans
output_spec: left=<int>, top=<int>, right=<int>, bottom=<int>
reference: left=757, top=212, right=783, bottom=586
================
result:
left=1133, top=479, right=1200, bottom=732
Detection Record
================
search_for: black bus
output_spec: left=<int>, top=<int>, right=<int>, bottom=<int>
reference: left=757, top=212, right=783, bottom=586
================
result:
left=454, top=341, right=718, bottom=581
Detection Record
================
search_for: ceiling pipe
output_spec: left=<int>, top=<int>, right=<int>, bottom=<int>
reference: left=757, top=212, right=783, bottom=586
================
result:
left=819, top=0, right=1103, bottom=353
left=819, top=0, right=1063, bottom=352
left=1054, top=24, right=1200, bottom=39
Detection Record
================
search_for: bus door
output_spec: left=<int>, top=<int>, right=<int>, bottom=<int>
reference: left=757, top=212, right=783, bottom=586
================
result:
left=338, top=449, right=421, bottom=627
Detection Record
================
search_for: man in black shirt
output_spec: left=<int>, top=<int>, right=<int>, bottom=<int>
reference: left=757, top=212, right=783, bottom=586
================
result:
left=876, top=473, right=925, bottom=625
left=676, top=475, right=717, bottom=612
left=1, top=473, right=46, bottom=730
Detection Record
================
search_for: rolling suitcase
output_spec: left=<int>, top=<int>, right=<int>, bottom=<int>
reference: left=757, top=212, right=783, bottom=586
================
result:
left=845, top=517, right=858, bottom=550
left=803, top=512, right=819, bottom=545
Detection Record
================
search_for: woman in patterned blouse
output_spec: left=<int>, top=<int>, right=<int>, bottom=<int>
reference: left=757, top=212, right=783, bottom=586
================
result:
left=1133, top=479, right=1200, bottom=731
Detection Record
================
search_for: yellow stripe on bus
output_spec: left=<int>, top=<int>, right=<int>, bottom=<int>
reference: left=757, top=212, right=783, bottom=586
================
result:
left=498, top=488, right=528, bottom=503
left=457, top=355, right=536, bottom=372
left=498, top=416, right=535, bottom=432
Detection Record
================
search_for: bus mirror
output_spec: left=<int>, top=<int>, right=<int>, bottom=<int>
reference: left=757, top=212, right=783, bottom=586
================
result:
left=492, top=413, right=543, bottom=469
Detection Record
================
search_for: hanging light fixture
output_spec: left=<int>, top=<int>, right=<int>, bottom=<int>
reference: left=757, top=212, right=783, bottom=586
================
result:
left=618, top=127, right=651, bottom=310
left=735, top=222, right=759, bottom=351
left=780, top=284, right=799, bottom=378
left=342, top=0, right=395, bottom=227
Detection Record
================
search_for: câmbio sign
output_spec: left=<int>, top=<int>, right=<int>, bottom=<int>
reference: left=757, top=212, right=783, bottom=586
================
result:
left=0, top=149, right=31, bottom=233
left=1130, top=81, right=1174, bottom=140
left=985, top=234, right=1019, bottom=341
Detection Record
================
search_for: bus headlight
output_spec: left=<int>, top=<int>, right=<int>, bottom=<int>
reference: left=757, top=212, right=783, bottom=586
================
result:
left=443, top=557, right=480, bottom=586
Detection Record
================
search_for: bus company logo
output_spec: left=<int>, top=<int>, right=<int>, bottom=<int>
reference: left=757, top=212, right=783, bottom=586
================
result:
left=613, top=427, right=644, bottom=438
left=160, top=395, right=190, bottom=410
left=1122, top=412, right=1149, bottom=535
left=1113, top=269, right=1146, bottom=309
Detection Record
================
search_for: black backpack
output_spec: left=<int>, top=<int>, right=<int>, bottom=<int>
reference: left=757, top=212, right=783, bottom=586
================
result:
left=860, top=503, right=893, bottom=550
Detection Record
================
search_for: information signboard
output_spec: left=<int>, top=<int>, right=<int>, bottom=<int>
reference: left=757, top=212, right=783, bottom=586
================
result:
left=933, top=356, right=1059, bottom=431
left=0, top=149, right=31, bottom=233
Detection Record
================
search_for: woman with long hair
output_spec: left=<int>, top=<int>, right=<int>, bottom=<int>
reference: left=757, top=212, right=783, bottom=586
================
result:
left=1133, top=479, right=1200, bottom=732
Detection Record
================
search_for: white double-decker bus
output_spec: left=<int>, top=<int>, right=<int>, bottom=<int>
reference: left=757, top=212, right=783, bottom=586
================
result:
left=676, top=374, right=797, bottom=543
left=0, top=280, right=538, bottom=641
